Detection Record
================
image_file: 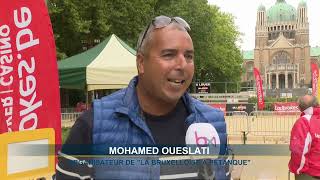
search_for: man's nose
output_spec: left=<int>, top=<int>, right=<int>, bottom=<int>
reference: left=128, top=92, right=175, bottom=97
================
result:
left=174, top=54, right=187, bottom=70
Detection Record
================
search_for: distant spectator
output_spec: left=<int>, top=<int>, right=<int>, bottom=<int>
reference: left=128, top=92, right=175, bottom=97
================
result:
left=75, top=102, right=87, bottom=112
left=289, top=95, right=320, bottom=179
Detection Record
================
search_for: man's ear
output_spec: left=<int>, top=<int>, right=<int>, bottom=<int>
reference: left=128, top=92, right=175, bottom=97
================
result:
left=136, top=52, right=145, bottom=74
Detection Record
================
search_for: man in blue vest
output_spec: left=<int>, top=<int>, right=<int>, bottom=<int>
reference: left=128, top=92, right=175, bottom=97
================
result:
left=56, top=15, right=230, bottom=180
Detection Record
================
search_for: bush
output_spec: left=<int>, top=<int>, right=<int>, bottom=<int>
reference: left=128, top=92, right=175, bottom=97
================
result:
left=248, top=96, right=298, bottom=104
left=62, top=127, right=71, bottom=144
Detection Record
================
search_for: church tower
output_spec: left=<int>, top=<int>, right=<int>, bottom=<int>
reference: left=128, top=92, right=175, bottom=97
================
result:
left=255, top=4, right=267, bottom=48
left=254, top=4, right=268, bottom=80
left=296, top=0, right=309, bottom=45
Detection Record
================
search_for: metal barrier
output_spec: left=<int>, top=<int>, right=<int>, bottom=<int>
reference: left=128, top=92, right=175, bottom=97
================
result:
left=248, top=111, right=299, bottom=137
left=223, top=111, right=296, bottom=179
left=61, top=108, right=76, bottom=113
left=61, top=112, right=82, bottom=121
left=225, top=111, right=249, bottom=136
left=190, top=93, right=249, bottom=103
left=225, top=111, right=300, bottom=144
left=61, top=112, right=82, bottom=127
left=60, top=111, right=300, bottom=143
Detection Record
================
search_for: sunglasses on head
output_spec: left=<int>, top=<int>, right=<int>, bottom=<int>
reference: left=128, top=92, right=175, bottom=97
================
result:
left=137, top=16, right=191, bottom=51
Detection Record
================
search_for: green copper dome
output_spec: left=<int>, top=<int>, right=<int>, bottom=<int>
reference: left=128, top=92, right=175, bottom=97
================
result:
left=298, top=0, right=307, bottom=7
left=267, top=0, right=296, bottom=23
left=258, top=4, right=266, bottom=11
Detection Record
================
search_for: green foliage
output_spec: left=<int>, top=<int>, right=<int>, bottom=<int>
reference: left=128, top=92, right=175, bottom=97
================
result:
left=49, top=0, right=91, bottom=59
left=249, top=96, right=299, bottom=110
left=80, top=0, right=111, bottom=48
left=249, top=96, right=299, bottom=104
left=61, top=127, right=71, bottom=144
left=49, top=0, right=243, bottom=91
left=105, top=0, right=157, bottom=48
left=248, top=97, right=257, bottom=103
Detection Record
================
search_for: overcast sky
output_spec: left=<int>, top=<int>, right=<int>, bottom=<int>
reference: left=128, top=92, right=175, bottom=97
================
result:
left=207, top=0, right=320, bottom=50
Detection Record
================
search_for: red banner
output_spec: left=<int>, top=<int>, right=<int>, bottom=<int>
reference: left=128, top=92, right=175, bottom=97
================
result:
left=209, top=104, right=226, bottom=113
left=0, top=1, right=61, bottom=144
left=253, top=68, right=264, bottom=110
left=311, top=63, right=319, bottom=96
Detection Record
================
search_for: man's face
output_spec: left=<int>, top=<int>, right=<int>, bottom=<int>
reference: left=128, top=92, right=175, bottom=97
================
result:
left=138, top=26, right=194, bottom=104
left=303, top=95, right=313, bottom=104
left=298, top=95, right=314, bottom=111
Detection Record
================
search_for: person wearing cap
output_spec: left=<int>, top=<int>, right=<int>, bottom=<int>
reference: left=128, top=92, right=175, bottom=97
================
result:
left=56, top=15, right=230, bottom=180
left=289, top=95, right=320, bottom=179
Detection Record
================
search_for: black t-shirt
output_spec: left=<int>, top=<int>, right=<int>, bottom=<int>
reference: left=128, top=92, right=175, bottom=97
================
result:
left=143, top=99, right=188, bottom=145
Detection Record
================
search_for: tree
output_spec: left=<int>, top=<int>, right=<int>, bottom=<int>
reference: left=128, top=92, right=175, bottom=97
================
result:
left=48, top=0, right=91, bottom=59
left=104, top=0, right=157, bottom=48
left=78, top=0, right=110, bottom=49
left=48, top=0, right=156, bottom=59
left=49, top=0, right=243, bottom=93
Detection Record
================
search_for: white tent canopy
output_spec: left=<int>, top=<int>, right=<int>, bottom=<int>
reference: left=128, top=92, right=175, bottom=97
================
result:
left=58, top=34, right=138, bottom=91
left=87, top=35, right=137, bottom=90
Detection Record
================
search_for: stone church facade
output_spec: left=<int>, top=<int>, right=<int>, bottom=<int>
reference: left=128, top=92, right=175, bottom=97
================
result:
left=242, top=0, right=320, bottom=97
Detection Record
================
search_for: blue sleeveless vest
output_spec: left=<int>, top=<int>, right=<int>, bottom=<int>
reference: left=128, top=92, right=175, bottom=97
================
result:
left=92, top=76, right=228, bottom=179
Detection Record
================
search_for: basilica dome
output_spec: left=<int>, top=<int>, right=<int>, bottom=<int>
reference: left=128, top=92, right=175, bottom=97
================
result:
left=267, top=0, right=296, bottom=23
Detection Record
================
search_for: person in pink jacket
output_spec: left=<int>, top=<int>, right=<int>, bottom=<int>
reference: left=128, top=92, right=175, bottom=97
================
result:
left=289, top=95, right=320, bottom=179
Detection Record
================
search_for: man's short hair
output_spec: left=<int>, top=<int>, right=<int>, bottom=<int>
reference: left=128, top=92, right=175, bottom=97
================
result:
left=136, top=22, right=187, bottom=55
left=298, top=95, right=319, bottom=111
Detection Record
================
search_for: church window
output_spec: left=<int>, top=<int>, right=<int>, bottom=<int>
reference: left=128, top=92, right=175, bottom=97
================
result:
left=290, top=31, right=295, bottom=39
left=272, top=51, right=290, bottom=64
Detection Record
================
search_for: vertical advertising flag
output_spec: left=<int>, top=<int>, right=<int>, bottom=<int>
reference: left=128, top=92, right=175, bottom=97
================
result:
left=318, top=71, right=320, bottom=100
left=0, top=1, right=61, bottom=144
left=311, top=63, right=319, bottom=96
left=253, top=68, right=265, bottom=110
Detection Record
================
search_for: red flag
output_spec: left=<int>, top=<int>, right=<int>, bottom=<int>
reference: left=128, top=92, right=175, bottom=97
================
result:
left=253, top=68, right=265, bottom=110
left=0, top=1, right=61, bottom=144
left=311, top=63, right=319, bottom=96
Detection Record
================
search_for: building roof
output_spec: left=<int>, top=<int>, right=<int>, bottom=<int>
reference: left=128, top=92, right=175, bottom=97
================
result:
left=242, top=47, right=320, bottom=60
left=298, top=0, right=307, bottom=7
left=311, top=47, right=320, bottom=57
left=243, top=50, right=254, bottom=60
left=258, top=4, right=266, bottom=11
left=267, top=0, right=296, bottom=23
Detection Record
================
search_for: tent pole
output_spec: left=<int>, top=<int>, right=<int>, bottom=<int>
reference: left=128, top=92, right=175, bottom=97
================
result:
left=86, top=86, right=89, bottom=110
